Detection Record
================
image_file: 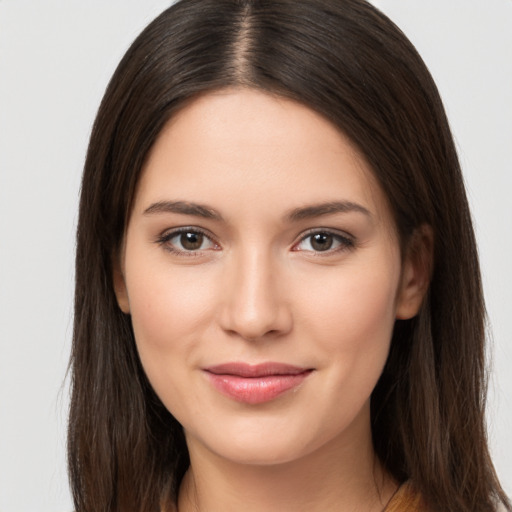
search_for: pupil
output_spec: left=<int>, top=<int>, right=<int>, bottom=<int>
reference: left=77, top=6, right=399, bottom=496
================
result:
left=181, top=232, right=203, bottom=250
left=311, top=233, right=333, bottom=251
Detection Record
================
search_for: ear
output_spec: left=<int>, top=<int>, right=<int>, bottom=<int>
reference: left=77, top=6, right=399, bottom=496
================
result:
left=395, top=224, right=434, bottom=320
left=112, top=253, right=131, bottom=314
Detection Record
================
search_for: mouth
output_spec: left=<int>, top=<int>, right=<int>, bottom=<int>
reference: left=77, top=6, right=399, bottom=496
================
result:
left=203, top=362, right=314, bottom=404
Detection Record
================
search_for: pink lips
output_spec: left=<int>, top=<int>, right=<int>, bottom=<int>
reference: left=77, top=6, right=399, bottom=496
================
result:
left=204, top=363, right=313, bottom=404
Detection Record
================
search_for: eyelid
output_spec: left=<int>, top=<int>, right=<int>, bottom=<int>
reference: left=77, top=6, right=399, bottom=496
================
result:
left=154, top=226, right=355, bottom=256
left=292, top=228, right=355, bottom=253
left=155, top=226, right=220, bottom=255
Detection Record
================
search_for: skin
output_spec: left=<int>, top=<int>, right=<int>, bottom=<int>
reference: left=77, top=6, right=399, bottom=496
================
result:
left=114, top=88, right=430, bottom=511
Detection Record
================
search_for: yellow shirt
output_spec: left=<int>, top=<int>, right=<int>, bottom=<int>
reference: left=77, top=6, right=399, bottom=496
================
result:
left=385, top=481, right=427, bottom=512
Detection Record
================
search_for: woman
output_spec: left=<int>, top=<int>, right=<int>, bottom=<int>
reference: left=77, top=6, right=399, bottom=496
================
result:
left=68, top=0, right=511, bottom=510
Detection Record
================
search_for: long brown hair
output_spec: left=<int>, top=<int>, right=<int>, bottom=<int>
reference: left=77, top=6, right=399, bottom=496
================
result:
left=69, top=1, right=511, bottom=510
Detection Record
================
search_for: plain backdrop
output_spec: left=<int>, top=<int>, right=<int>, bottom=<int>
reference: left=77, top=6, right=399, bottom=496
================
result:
left=0, top=1, right=510, bottom=510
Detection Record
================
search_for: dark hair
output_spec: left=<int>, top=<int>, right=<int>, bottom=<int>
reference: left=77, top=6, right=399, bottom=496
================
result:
left=68, top=1, right=511, bottom=510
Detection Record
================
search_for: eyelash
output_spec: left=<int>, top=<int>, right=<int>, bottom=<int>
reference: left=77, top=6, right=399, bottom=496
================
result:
left=155, top=227, right=355, bottom=256
left=292, top=229, right=355, bottom=255
left=155, top=227, right=219, bottom=257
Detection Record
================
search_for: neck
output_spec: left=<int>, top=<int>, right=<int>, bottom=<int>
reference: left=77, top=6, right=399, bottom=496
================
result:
left=177, top=408, right=397, bottom=512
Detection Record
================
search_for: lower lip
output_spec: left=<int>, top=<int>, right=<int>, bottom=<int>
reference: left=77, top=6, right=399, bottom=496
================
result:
left=204, top=371, right=312, bottom=404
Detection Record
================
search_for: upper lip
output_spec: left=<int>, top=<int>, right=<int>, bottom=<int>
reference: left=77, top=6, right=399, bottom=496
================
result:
left=204, top=362, right=311, bottom=377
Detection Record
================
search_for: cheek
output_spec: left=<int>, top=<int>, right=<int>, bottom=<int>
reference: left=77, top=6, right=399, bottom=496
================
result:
left=124, top=261, right=219, bottom=423
left=128, top=272, right=213, bottom=345
left=123, top=243, right=217, bottom=380
left=296, top=255, right=400, bottom=373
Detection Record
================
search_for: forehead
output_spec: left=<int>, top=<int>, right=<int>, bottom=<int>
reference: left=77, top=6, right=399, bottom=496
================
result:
left=134, top=88, right=393, bottom=228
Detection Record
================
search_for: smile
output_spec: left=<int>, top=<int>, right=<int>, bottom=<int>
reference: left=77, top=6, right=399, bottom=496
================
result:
left=203, top=363, right=313, bottom=404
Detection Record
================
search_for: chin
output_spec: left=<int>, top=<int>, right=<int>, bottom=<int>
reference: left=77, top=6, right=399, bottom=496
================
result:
left=184, top=412, right=356, bottom=469
left=207, top=436, right=313, bottom=467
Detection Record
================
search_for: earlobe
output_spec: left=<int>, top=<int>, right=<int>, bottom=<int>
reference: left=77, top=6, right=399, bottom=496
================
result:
left=112, top=256, right=130, bottom=314
left=395, top=224, right=434, bottom=320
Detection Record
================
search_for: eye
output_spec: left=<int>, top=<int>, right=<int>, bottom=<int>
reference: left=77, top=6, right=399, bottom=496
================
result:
left=157, top=228, right=219, bottom=254
left=293, top=230, right=354, bottom=253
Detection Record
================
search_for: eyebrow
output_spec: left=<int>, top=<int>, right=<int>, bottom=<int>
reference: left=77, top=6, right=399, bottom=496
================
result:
left=142, top=199, right=371, bottom=223
left=286, top=201, right=372, bottom=222
left=143, top=201, right=223, bottom=220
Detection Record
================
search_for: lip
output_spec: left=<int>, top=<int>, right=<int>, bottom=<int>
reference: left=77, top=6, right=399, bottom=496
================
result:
left=203, top=362, right=313, bottom=404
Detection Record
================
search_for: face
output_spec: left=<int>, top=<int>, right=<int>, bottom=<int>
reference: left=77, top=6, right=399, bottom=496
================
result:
left=114, top=88, right=425, bottom=466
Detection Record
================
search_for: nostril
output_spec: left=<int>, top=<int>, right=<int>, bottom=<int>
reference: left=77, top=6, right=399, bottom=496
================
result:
left=219, top=307, right=293, bottom=341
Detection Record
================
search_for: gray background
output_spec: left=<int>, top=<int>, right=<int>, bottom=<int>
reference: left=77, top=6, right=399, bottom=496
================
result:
left=0, top=1, right=510, bottom=510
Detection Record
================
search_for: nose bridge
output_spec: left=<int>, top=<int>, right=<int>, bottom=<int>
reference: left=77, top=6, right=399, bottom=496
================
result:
left=219, top=245, right=291, bottom=340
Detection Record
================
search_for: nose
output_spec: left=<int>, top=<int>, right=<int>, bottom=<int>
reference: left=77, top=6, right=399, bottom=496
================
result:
left=218, top=250, right=293, bottom=341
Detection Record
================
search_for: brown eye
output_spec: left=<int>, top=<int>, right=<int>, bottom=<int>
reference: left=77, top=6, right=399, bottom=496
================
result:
left=180, top=232, right=204, bottom=250
left=294, top=230, right=354, bottom=254
left=158, top=229, right=217, bottom=254
left=310, top=233, right=333, bottom=251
